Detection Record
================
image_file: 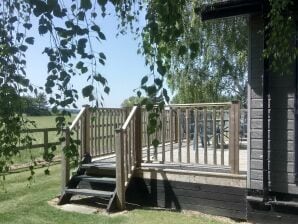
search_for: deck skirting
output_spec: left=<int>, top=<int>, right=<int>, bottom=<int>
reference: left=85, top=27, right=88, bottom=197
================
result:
left=135, top=166, right=246, bottom=188
left=126, top=168, right=247, bottom=220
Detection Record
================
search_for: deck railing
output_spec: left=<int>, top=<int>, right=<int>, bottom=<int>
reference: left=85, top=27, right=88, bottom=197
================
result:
left=61, top=105, right=128, bottom=192
left=115, top=105, right=142, bottom=209
left=141, top=101, right=241, bottom=174
left=61, top=102, right=242, bottom=198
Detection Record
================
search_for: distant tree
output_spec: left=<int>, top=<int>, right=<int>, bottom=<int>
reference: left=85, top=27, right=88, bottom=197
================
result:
left=121, top=96, right=146, bottom=108
left=21, top=93, right=50, bottom=116
left=35, top=93, right=48, bottom=109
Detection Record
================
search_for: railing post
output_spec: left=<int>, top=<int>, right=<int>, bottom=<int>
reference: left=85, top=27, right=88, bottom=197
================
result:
left=115, top=129, right=125, bottom=210
left=82, top=105, right=90, bottom=156
left=229, top=101, right=240, bottom=174
left=61, top=128, right=70, bottom=195
left=135, top=106, right=142, bottom=167
left=44, top=129, right=48, bottom=156
left=174, top=110, right=178, bottom=143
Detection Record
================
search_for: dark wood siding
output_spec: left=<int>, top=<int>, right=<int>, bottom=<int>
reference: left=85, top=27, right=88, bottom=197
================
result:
left=126, top=177, right=246, bottom=220
left=249, top=14, right=298, bottom=194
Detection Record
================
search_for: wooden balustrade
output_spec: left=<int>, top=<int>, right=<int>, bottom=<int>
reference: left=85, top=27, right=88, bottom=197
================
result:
left=115, top=106, right=142, bottom=209
left=61, top=102, right=242, bottom=195
left=141, top=102, right=241, bottom=174
left=61, top=105, right=128, bottom=193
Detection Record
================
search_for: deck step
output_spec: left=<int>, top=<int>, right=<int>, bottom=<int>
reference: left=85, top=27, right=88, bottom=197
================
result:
left=65, top=188, right=114, bottom=198
left=73, top=175, right=116, bottom=184
left=81, top=163, right=116, bottom=170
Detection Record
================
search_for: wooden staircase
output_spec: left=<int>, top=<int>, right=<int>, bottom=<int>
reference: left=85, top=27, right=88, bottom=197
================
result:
left=58, top=160, right=118, bottom=212
left=60, top=105, right=142, bottom=212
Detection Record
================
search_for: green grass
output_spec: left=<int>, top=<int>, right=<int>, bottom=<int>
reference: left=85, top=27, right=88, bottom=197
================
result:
left=0, top=165, right=235, bottom=224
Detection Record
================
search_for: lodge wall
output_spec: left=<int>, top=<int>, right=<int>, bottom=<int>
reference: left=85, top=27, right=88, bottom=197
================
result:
left=248, top=14, right=297, bottom=194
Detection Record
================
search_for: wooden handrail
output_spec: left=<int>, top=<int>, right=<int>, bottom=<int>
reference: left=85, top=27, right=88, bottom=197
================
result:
left=169, top=102, right=232, bottom=108
left=69, top=106, right=87, bottom=130
left=121, top=106, right=138, bottom=130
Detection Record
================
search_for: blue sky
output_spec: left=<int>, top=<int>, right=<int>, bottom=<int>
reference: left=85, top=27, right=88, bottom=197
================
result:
left=25, top=4, right=151, bottom=108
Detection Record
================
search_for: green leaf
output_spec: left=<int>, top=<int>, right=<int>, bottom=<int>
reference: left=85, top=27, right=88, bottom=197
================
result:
left=38, top=25, right=48, bottom=34
left=152, top=139, right=160, bottom=148
left=93, top=74, right=106, bottom=85
left=19, top=45, right=28, bottom=52
left=97, top=0, right=108, bottom=6
left=99, top=52, right=106, bottom=60
left=23, top=23, right=32, bottom=30
left=80, top=0, right=92, bottom=10
left=82, top=85, right=94, bottom=97
left=141, top=76, right=148, bottom=85
left=25, top=37, right=34, bottom=45
left=98, top=32, right=106, bottom=40
left=76, top=61, right=84, bottom=69
left=81, top=67, right=88, bottom=74
left=104, top=86, right=110, bottom=94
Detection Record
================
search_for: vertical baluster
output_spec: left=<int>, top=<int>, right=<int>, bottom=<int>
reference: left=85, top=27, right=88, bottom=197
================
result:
left=98, top=109, right=102, bottom=155
left=194, top=109, right=199, bottom=163
left=124, top=130, right=128, bottom=183
left=186, top=108, right=190, bottom=163
left=161, top=110, right=166, bottom=163
left=177, top=108, right=182, bottom=163
left=203, top=108, right=208, bottom=164
left=147, top=132, right=151, bottom=162
left=154, top=120, right=158, bottom=162
left=106, top=110, right=109, bottom=153
left=90, top=110, right=94, bottom=156
left=128, top=124, right=132, bottom=172
left=102, top=109, right=106, bottom=154
left=115, top=129, right=125, bottom=210
left=110, top=110, right=113, bottom=153
left=113, top=110, right=117, bottom=151
left=220, top=107, right=225, bottom=165
left=170, top=108, right=174, bottom=162
left=213, top=107, right=217, bottom=165
left=94, top=110, right=98, bottom=156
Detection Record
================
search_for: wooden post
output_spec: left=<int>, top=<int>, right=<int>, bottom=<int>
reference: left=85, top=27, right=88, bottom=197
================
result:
left=212, top=108, right=217, bottom=165
left=174, top=110, right=178, bottom=143
left=220, top=108, right=225, bottom=165
left=186, top=109, right=190, bottom=163
left=229, top=101, right=240, bottom=174
left=135, top=106, right=142, bottom=167
left=115, top=129, right=125, bottom=210
left=177, top=109, right=182, bottom=163
left=203, top=108, right=208, bottom=164
left=61, top=128, right=70, bottom=195
left=194, top=110, right=199, bottom=163
left=44, top=129, right=48, bottom=156
left=82, top=105, right=90, bottom=156
left=161, top=110, right=166, bottom=163
left=169, top=108, right=174, bottom=162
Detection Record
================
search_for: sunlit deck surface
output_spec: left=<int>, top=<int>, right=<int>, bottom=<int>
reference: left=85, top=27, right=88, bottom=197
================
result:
left=93, top=140, right=247, bottom=174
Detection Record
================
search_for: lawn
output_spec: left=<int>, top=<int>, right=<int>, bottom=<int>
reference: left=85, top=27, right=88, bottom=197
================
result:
left=0, top=165, right=238, bottom=224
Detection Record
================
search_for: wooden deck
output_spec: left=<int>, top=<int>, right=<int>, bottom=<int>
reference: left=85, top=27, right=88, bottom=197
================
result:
left=94, top=140, right=248, bottom=173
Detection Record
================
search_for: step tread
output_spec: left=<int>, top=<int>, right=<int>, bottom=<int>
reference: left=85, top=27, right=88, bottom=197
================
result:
left=65, top=188, right=114, bottom=198
left=74, top=175, right=116, bottom=184
left=81, top=163, right=116, bottom=170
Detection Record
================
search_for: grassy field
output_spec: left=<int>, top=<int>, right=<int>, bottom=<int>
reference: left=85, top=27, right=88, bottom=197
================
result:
left=12, top=115, right=75, bottom=165
left=0, top=165, right=237, bottom=224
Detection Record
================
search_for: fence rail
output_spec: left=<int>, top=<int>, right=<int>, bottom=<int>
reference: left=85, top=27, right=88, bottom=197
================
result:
left=18, top=127, right=60, bottom=151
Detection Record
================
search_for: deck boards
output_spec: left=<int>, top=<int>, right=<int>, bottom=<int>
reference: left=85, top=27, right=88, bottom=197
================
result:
left=92, top=141, right=248, bottom=173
